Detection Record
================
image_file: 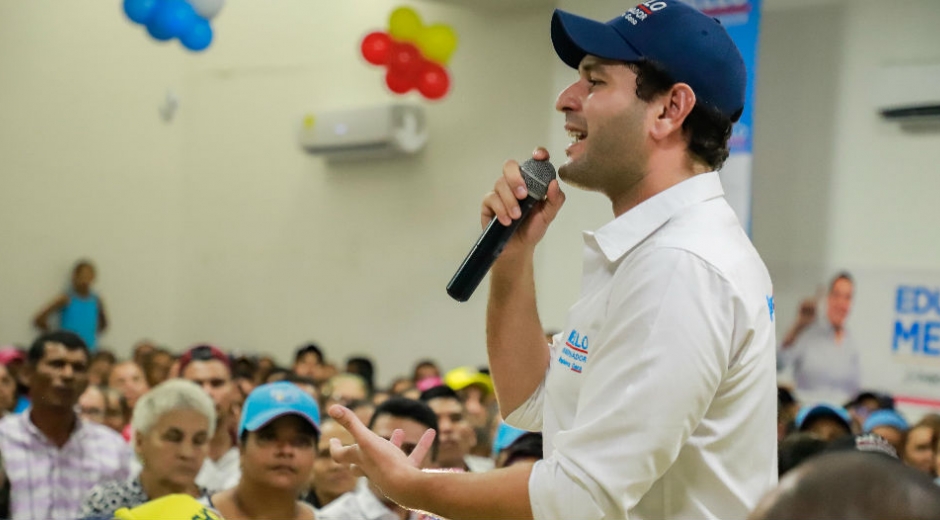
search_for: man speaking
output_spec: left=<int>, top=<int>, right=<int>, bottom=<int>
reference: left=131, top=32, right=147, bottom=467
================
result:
left=329, top=2, right=777, bottom=519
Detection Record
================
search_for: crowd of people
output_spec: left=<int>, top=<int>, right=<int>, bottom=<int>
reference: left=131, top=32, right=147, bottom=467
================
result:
left=0, top=330, right=540, bottom=520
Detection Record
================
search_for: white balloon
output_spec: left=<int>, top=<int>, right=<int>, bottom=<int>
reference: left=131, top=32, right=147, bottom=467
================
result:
left=188, top=0, right=224, bottom=19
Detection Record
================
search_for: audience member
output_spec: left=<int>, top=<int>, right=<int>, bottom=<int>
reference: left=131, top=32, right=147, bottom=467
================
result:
left=777, top=387, right=799, bottom=441
left=77, top=384, right=108, bottom=425
left=265, top=366, right=292, bottom=384
left=749, top=451, right=940, bottom=520
left=103, top=386, right=131, bottom=434
left=863, top=409, right=909, bottom=455
left=795, top=403, right=852, bottom=441
left=322, top=373, right=369, bottom=409
left=443, top=366, right=498, bottom=457
left=131, top=340, right=157, bottom=368
left=388, top=377, right=414, bottom=396
left=779, top=272, right=861, bottom=405
left=420, top=385, right=494, bottom=472
left=32, top=260, right=108, bottom=351
left=411, top=359, right=441, bottom=385
left=345, top=356, right=376, bottom=397
left=0, top=363, right=16, bottom=417
left=0, top=346, right=29, bottom=414
left=349, top=399, right=376, bottom=427
left=285, top=373, right=320, bottom=403
left=496, top=432, right=543, bottom=469
left=109, top=360, right=150, bottom=410
left=902, top=420, right=938, bottom=477
left=88, top=349, right=117, bottom=387
left=318, top=397, right=438, bottom=520
left=178, top=344, right=240, bottom=493
left=293, top=343, right=329, bottom=384
left=777, top=432, right=828, bottom=477
left=209, top=381, right=320, bottom=520
left=305, top=418, right=356, bottom=509
left=0, top=331, right=131, bottom=520
left=142, top=347, right=175, bottom=388
left=824, top=431, right=899, bottom=459
left=80, top=379, right=216, bottom=517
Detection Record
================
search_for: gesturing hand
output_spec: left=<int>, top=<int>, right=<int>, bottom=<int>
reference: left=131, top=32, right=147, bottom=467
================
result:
left=328, top=404, right=436, bottom=507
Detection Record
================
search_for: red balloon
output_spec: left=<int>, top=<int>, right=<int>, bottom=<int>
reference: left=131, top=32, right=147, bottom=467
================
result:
left=417, top=62, right=450, bottom=100
left=361, top=32, right=392, bottom=65
left=386, top=69, right=415, bottom=94
left=387, top=42, right=423, bottom=80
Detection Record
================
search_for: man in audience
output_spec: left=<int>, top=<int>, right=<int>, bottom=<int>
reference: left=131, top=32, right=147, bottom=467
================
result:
left=863, top=409, right=909, bottom=456
left=109, top=360, right=150, bottom=410
left=178, top=344, right=240, bottom=492
left=420, top=385, right=494, bottom=472
left=795, top=403, right=853, bottom=441
left=443, top=366, right=498, bottom=458
left=496, top=432, right=543, bottom=469
left=779, top=272, right=861, bottom=405
left=323, top=373, right=370, bottom=409
left=346, top=356, right=376, bottom=396
left=142, top=347, right=175, bottom=388
left=0, top=363, right=16, bottom=417
left=319, top=397, right=438, bottom=520
left=306, top=418, right=357, bottom=509
left=103, top=386, right=130, bottom=433
left=0, top=331, right=131, bottom=520
left=87, top=349, right=116, bottom=387
left=749, top=451, right=940, bottom=520
left=293, top=343, right=331, bottom=385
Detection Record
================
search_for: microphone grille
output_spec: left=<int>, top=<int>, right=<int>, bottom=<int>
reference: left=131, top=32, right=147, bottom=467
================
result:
left=520, top=159, right=557, bottom=200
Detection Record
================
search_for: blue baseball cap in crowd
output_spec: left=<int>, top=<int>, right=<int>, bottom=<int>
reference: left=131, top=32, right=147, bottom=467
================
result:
left=551, top=1, right=747, bottom=121
left=863, top=409, right=909, bottom=434
left=238, top=381, right=320, bottom=439
left=795, top=403, right=852, bottom=431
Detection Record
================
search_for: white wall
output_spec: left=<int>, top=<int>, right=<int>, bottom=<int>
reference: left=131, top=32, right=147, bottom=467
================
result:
left=0, top=0, right=556, bottom=385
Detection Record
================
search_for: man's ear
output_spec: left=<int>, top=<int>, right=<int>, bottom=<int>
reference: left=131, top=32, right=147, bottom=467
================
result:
left=650, top=83, right=696, bottom=141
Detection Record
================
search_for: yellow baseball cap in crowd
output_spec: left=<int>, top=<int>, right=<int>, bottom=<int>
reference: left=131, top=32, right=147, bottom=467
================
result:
left=112, top=494, right=224, bottom=520
left=443, top=366, right=493, bottom=395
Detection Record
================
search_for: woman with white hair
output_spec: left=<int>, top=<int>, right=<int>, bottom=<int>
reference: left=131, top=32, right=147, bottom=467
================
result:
left=80, top=379, right=217, bottom=518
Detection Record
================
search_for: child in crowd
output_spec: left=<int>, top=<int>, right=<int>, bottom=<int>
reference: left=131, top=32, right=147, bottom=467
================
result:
left=32, top=259, right=108, bottom=351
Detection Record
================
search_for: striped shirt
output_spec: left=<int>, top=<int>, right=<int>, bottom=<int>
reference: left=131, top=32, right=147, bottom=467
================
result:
left=0, top=410, right=132, bottom=520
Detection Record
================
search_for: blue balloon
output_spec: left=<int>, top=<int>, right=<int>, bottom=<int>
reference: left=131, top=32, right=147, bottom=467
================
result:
left=181, top=18, right=213, bottom=52
left=123, top=0, right=159, bottom=25
left=146, top=0, right=197, bottom=41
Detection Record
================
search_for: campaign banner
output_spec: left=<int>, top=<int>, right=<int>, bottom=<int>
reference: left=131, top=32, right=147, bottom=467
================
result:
left=844, top=268, right=940, bottom=421
left=682, top=0, right=762, bottom=230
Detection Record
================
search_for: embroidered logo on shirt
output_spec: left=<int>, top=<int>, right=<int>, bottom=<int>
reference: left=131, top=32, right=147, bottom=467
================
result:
left=559, top=329, right=589, bottom=374
left=767, top=295, right=775, bottom=322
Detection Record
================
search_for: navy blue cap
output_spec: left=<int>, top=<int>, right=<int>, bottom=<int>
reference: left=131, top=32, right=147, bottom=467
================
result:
left=796, top=403, right=852, bottom=432
left=551, top=1, right=746, bottom=121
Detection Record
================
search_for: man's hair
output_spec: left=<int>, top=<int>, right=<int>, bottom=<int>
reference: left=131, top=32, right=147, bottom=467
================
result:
left=778, top=433, right=829, bottom=477
left=419, top=384, right=461, bottom=404
left=91, top=349, right=117, bottom=364
left=27, top=331, right=88, bottom=365
left=829, top=271, right=854, bottom=292
left=72, top=259, right=95, bottom=275
left=627, top=60, right=734, bottom=171
left=500, top=432, right=544, bottom=467
left=294, top=343, right=324, bottom=364
left=369, top=397, right=439, bottom=458
left=754, top=451, right=940, bottom=520
left=346, top=356, right=375, bottom=394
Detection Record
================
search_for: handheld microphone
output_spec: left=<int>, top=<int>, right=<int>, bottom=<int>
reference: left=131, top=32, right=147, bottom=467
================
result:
left=446, top=158, right=557, bottom=302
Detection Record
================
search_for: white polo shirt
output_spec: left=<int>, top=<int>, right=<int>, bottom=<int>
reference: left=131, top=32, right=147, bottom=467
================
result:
left=506, top=172, right=777, bottom=520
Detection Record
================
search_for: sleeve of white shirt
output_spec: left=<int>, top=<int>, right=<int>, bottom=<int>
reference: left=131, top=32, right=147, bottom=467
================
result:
left=528, top=248, right=735, bottom=520
left=503, top=364, right=550, bottom=431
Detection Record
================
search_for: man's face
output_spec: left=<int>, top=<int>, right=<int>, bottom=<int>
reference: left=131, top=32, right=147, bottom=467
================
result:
left=182, top=360, right=234, bottom=423
left=293, top=353, right=320, bottom=378
left=108, top=362, right=149, bottom=408
left=72, top=265, right=95, bottom=293
left=29, top=342, right=89, bottom=409
left=0, top=364, right=16, bottom=413
left=827, top=278, right=853, bottom=329
left=427, top=397, right=475, bottom=468
left=556, top=55, right=651, bottom=199
left=311, top=420, right=357, bottom=503
left=370, top=414, right=433, bottom=469
left=145, top=352, right=174, bottom=387
left=78, top=385, right=106, bottom=424
left=325, top=377, right=367, bottom=408
left=805, top=416, right=849, bottom=442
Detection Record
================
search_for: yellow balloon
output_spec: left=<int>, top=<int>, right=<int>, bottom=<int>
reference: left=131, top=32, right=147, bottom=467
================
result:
left=389, top=6, right=423, bottom=42
left=417, top=24, right=458, bottom=65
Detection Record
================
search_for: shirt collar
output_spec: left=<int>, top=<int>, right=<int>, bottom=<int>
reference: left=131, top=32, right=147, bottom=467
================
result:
left=588, top=172, right=724, bottom=262
left=22, top=407, right=84, bottom=444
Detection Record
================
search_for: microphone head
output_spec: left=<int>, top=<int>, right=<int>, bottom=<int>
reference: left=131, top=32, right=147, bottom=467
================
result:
left=520, top=158, right=557, bottom=200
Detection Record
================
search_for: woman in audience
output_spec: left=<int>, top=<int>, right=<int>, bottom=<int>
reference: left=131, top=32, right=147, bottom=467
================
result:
left=0, top=363, right=17, bottom=417
left=902, top=420, right=938, bottom=477
left=209, top=381, right=320, bottom=520
left=103, top=386, right=131, bottom=434
left=80, top=379, right=216, bottom=518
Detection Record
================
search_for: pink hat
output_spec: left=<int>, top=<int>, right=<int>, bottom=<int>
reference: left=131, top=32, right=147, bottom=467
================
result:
left=415, top=376, right=444, bottom=392
left=0, top=346, right=26, bottom=366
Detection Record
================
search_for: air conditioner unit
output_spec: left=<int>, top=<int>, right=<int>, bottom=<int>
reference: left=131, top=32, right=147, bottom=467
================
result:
left=298, top=104, right=428, bottom=161
left=873, top=64, right=940, bottom=120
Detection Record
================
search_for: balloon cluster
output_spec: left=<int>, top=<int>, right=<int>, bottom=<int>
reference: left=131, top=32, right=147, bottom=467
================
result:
left=123, top=0, right=224, bottom=52
left=360, top=7, right=458, bottom=100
